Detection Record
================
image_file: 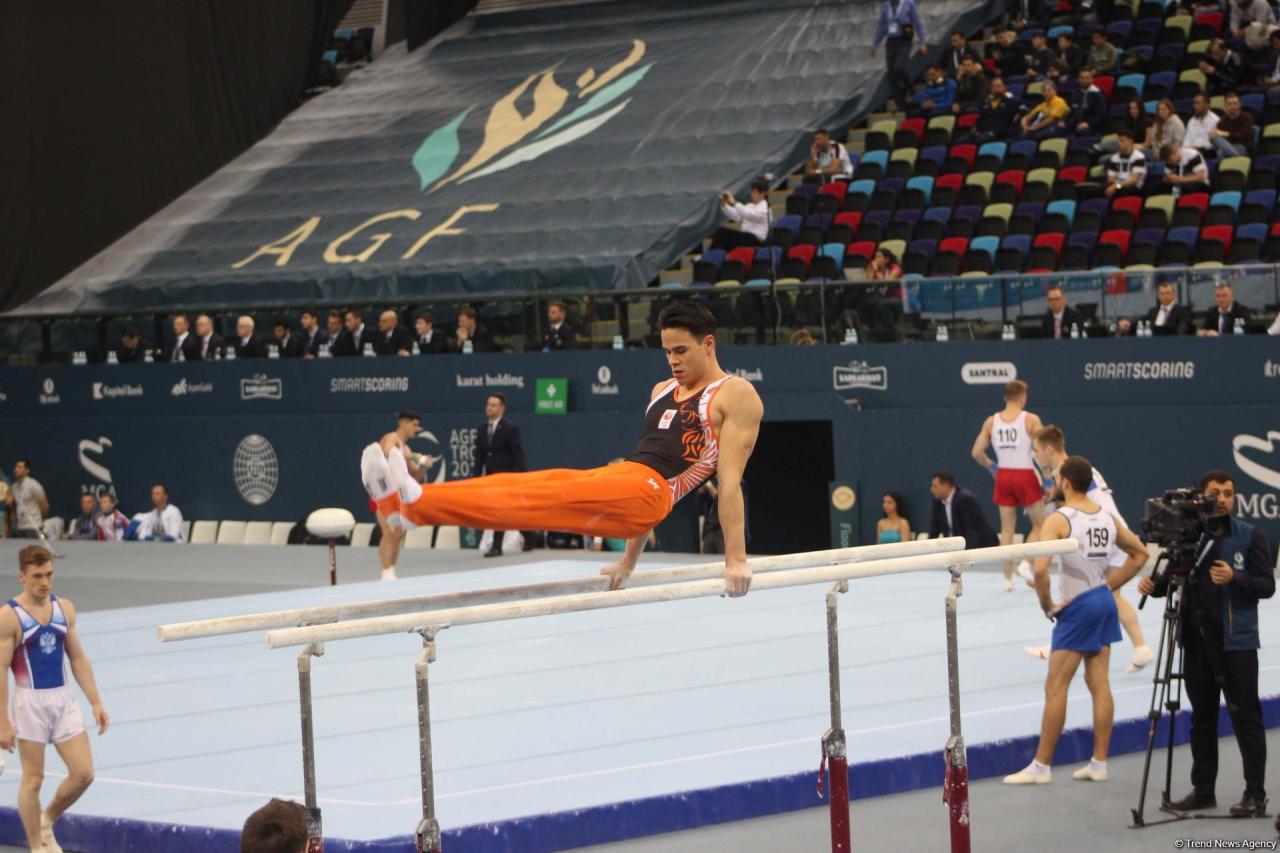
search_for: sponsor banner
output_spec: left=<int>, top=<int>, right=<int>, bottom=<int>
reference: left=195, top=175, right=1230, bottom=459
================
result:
left=240, top=374, right=283, bottom=401
left=329, top=376, right=410, bottom=394
left=92, top=382, right=143, bottom=400
left=833, top=361, right=887, bottom=392
left=961, top=362, right=1017, bottom=384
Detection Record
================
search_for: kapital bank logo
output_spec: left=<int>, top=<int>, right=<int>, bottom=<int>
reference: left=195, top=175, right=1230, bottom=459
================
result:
left=412, top=41, right=652, bottom=193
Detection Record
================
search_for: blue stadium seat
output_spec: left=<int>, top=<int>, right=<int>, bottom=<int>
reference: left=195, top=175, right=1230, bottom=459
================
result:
left=969, top=235, right=1000, bottom=261
left=1046, top=199, right=1076, bottom=227
left=906, top=175, right=934, bottom=206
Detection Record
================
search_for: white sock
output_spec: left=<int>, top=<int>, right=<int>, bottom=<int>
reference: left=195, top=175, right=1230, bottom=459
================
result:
left=1089, top=758, right=1107, bottom=773
left=388, top=449, right=423, bottom=503
left=382, top=566, right=398, bottom=580
left=1029, top=759, right=1050, bottom=774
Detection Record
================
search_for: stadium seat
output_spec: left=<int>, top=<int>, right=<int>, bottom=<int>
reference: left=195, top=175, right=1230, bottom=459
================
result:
left=1009, top=202, right=1044, bottom=236
left=1231, top=223, right=1269, bottom=263
left=1240, top=189, right=1276, bottom=224
left=1216, top=156, right=1251, bottom=193
left=877, top=240, right=907, bottom=265
left=870, top=178, right=904, bottom=212
left=1197, top=224, right=1233, bottom=262
left=933, top=173, right=964, bottom=208
left=960, top=172, right=993, bottom=207
left=1160, top=227, right=1197, bottom=264
left=889, top=209, right=922, bottom=241
left=812, top=243, right=846, bottom=279
left=216, top=521, right=247, bottom=545
left=1105, top=195, right=1142, bottom=230
left=1173, top=192, right=1209, bottom=228
left=889, top=147, right=919, bottom=181
left=1074, top=198, right=1109, bottom=234
left=993, top=170, right=1025, bottom=205
left=1042, top=199, right=1076, bottom=233
left=997, top=234, right=1031, bottom=272
left=903, top=240, right=935, bottom=276
left=782, top=245, right=816, bottom=278
left=948, top=205, right=982, bottom=238
left=243, top=522, right=272, bottom=545
left=922, top=206, right=952, bottom=228
left=1139, top=194, right=1174, bottom=229
left=719, top=247, right=757, bottom=280
left=896, top=118, right=925, bottom=148
left=925, top=115, right=956, bottom=148
left=846, top=241, right=877, bottom=264
left=1206, top=191, right=1240, bottom=226
left=1005, top=140, right=1038, bottom=172
left=1062, top=232, right=1098, bottom=270
left=815, top=182, right=847, bottom=214
left=904, top=176, right=934, bottom=208
left=1095, top=229, right=1131, bottom=266
left=190, top=521, right=218, bottom=545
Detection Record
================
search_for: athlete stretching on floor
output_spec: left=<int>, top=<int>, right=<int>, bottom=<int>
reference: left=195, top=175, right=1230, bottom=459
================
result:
left=361, top=302, right=764, bottom=596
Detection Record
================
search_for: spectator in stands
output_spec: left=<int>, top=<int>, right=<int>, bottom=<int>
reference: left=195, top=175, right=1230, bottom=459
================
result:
left=1183, top=94, right=1220, bottom=158
left=1261, top=30, right=1280, bottom=93
left=116, top=327, right=147, bottom=364
left=993, top=31, right=1028, bottom=79
left=454, top=307, right=496, bottom=353
left=5, top=461, right=47, bottom=540
left=194, top=314, right=224, bottom=361
left=1104, top=131, right=1147, bottom=198
left=870, top=0, right=928, bottom=112
left=912, top=65, right=957, bottom=117
left=375, top=310, right=413, bottom=356
left=1198, top=282, right=1253, bottom=335
left=1025, top=32, right=1056, bottom=81
left=1097, top=99, right=1151, bottom=157
left=1069, top=68, right=1107, bottom=134
left=1230, top=0, right=1277, bottom=49
left=943, top=31, right=970, bottom=76
left=542, top=301, right=576, bottom=351
left=1211, top=92, right=1254, bottom=157
left=965, top=76, right=1021, bottom=143
left=273, top=318, right=304, bottom=358
left=414, top=312, right=449, bottom=354
left=1052, top=33, right=1083, bottom=78
left=138, top=484, right=184, bottom=542
left=1041, top=285, right=1085, bottom=339
left=1159, top=144, right=1210, bottom=197
left=96, top=493, right=128, bottom=543
left=952, top=55, right=990, bottom=114
left=867, top=249, right=905, bottom=332
left=713, top=178, right=771, bottom=251
left=1118, top=280, right=1194, bottom=335
left=1146, top=99, right=1185, bottom=159
left=65, top=493, right=100, bottom=541
left=1020, top=80, right=1070, bottom=139
left=241, top=798, right=307, bottom=853
left=344, top=310, right=377, bottom=356
left=866, top=248, right=903, bottom=282
left=1201, top=39, right=1253, bottom=94
left=804, top=131, right=852, bottom=182
left=1086, top=30, right=1118, bottom=75
left=299, top=310, right=329, bottom=358
left=169, top=314, right=199, bottom=362
left=325, top=311, right=351, bottom=356
left=234, top=316, right=266, bottom=359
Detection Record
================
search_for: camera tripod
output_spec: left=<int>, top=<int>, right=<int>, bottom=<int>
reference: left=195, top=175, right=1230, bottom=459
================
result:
left=1130, top=555, right=1266, bottom=828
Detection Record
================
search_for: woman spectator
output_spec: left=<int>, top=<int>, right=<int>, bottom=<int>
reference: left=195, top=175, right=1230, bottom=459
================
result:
left=1145, top=98, right=1185, bottom=159
left=1097, top=98, right=1151, bottom=157
left=877, top=491, right=913, bottom=544
left=866, top=248, right=905, bottom=334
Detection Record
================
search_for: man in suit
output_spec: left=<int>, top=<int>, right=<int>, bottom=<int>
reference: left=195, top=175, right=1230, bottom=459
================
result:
left=942, top=30, right=969, bottom=76
left=1118, top=281, right=1193, bottom=335
left=1199, top=282, right=1253, bottom=336
left=928, top=471, right=999, bottom=549
left=233, top=316, right=266, bottom=359
left=299, top=310, right=329, bottom=358
left=273, top=318, right=306, bottom=358
left=193, top=314, right=225, bottom=361
left=325, top=311, right=352, bottom=356
left=169, top=314, right=200, bottom=362
left=454, top=307, right=496, bottom=353
left=474, top=393, right=533, bottom=556
left=414, top=312, right=450, bottom=354
left=343, top=309, right=378, bottom=356
left=541, top=301, right=576, bottom=351
left=116, top=327, right=148, bottom=363
left=375, top=310, right=414, bottom=356
left=1040, top=286, right=1086, bottom=339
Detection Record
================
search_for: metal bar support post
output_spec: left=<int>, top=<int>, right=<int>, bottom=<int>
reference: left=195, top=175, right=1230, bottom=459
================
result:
left=415, top=626, right=447, bottom=853
left=823, top=580, right=851, bottom=853
left=942, top=566, right=971, bottom=853
left=328, top=539, right=338, bottom=586
left=298, top=642, right=326, bottom=852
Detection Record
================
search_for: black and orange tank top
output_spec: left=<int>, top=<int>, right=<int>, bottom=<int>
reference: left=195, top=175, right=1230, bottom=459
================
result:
left=628, top=376, right=734, bottom=504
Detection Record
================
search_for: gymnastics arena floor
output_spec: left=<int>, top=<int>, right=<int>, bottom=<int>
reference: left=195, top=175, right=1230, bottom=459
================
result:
left=0, top=540, right=1275, bottom=852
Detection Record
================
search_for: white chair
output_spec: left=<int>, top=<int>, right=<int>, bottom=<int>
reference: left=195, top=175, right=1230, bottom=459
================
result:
left=350, top=523, right=376, bottom=547
left=434, top=526, right=461, bottom=549
left=269, top=522, right=295, bottom=545
left=404, top=526, right=435, bottom=549
left=180, top=520, right=192, bottom=542
left=243, top=522, right=272, bottom=545
left=190, top=521, right=218, bottom=545
left=216, top=521, right=247, bottom=545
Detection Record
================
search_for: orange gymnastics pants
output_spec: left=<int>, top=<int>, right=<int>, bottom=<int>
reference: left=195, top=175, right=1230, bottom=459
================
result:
left=377, top=461, right=673, bottom=540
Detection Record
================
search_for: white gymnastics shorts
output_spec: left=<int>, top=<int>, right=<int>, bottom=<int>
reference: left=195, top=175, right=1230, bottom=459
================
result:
left=11, top=686, right=85, bottom=745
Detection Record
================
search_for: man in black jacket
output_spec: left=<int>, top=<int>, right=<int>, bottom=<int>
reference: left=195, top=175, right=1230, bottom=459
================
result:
left=928, top=471, right=999, bottom=548
left=1199, top=282, right=1253, bottom=336
left=193, top=314, right=225, bottom=361
left=273, top=318, right=306, bottom=358
left=414, top=312, right=450, bottom=354
left=1040, top=286, right=1086, bottom=339
left=233, top=316, right=266, bottom=359
left=325, top=312, right=353, bottom=356
left=169, top=314, right=201, bottom=362
left=474, top=394, right=533, bottom=556
left=116, top=327, right=148, bottom=363
left=963, top=77, right=1021, bottom=143
left=343, top=310, right=378, bottom=356
left=542, top=302, right=577, bottom=351
left=299, top=310, right=329, bottom=358
left=454, top=307, right=496, bottom=353
left=375, top=310, right=414, bottom=356
left=1118, top=280, right=1193, bottom=335
left=1069, top=68, right=1107, bottom=135
left=1201, top=39, right=1253, bottom=95
left=1139, top=471, right=1274, bottom=817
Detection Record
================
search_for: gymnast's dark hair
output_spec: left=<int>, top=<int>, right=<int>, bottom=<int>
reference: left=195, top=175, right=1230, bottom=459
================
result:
left=657, top=302, right=717, bottom=340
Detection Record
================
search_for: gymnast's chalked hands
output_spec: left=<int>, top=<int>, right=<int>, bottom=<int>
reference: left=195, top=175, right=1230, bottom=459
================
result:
left=601, top=560, right=635, bottom=591
left=723, top=560, right=752, bottom=597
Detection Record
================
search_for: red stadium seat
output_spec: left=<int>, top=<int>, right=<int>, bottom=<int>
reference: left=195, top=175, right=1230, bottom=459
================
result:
left=995, top=169, right=1026, bottom=198
left=938, top=236, right=970, bottom=256
left=1109, top=195, right=1142, bottom=227
left=1057, top=166, right=1087, bottom=184
left=948, top=144, right=976, bottom=168
left=1194, top=11, right=1223, bottom=34
left=1178, top=193, right=1209, bottom=214
left=818, top=182, right=848, bottom=205
left=846, top=241, right=877, bottom=261
left=898, top=118, right=926, bottom=145
left=935, top=173, right=965, bottom=193
left=1094, top=76, right=1115, bottom=102
left=957, top=113, right=978, bottom=129
left=727, top=247, right=756, bottom=268
left=1032, top=231, right=1066, bottom=257
left=1201, top=224, right=1233, bottom=256
left=1099, top=229, right=1131, bottom=261
left=834, top=211, right=862, bottom=230
left=786, top=244, right=816, bottom=276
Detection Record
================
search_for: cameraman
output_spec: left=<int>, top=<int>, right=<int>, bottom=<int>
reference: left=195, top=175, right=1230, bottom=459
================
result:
left=1138, top=470, right=1274, bottom=817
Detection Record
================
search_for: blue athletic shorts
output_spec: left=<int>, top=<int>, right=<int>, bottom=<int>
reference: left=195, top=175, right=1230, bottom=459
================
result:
left=1051, top=584, right=1120, bottom=654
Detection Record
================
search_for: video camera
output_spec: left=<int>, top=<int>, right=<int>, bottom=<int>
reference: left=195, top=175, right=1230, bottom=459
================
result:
left=1142, top=487, right=1231, bottom=572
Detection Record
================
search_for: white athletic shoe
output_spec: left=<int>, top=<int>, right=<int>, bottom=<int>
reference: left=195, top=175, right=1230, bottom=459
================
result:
left=1003, top=578, right=1015, bottom=592
left=1024, top=644, right=1051, bottom=660
left=1003, top=764, right=1051, bottom=785
left=381, top=567, right=398, bottom=582
left=40, top=813, right=62, bottom=853
left=1072, top=763, right=1109, bottom=782
left=1016, top=560, right=1035, bottom=587
left=1126, top=644, right=1154, bottom=673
